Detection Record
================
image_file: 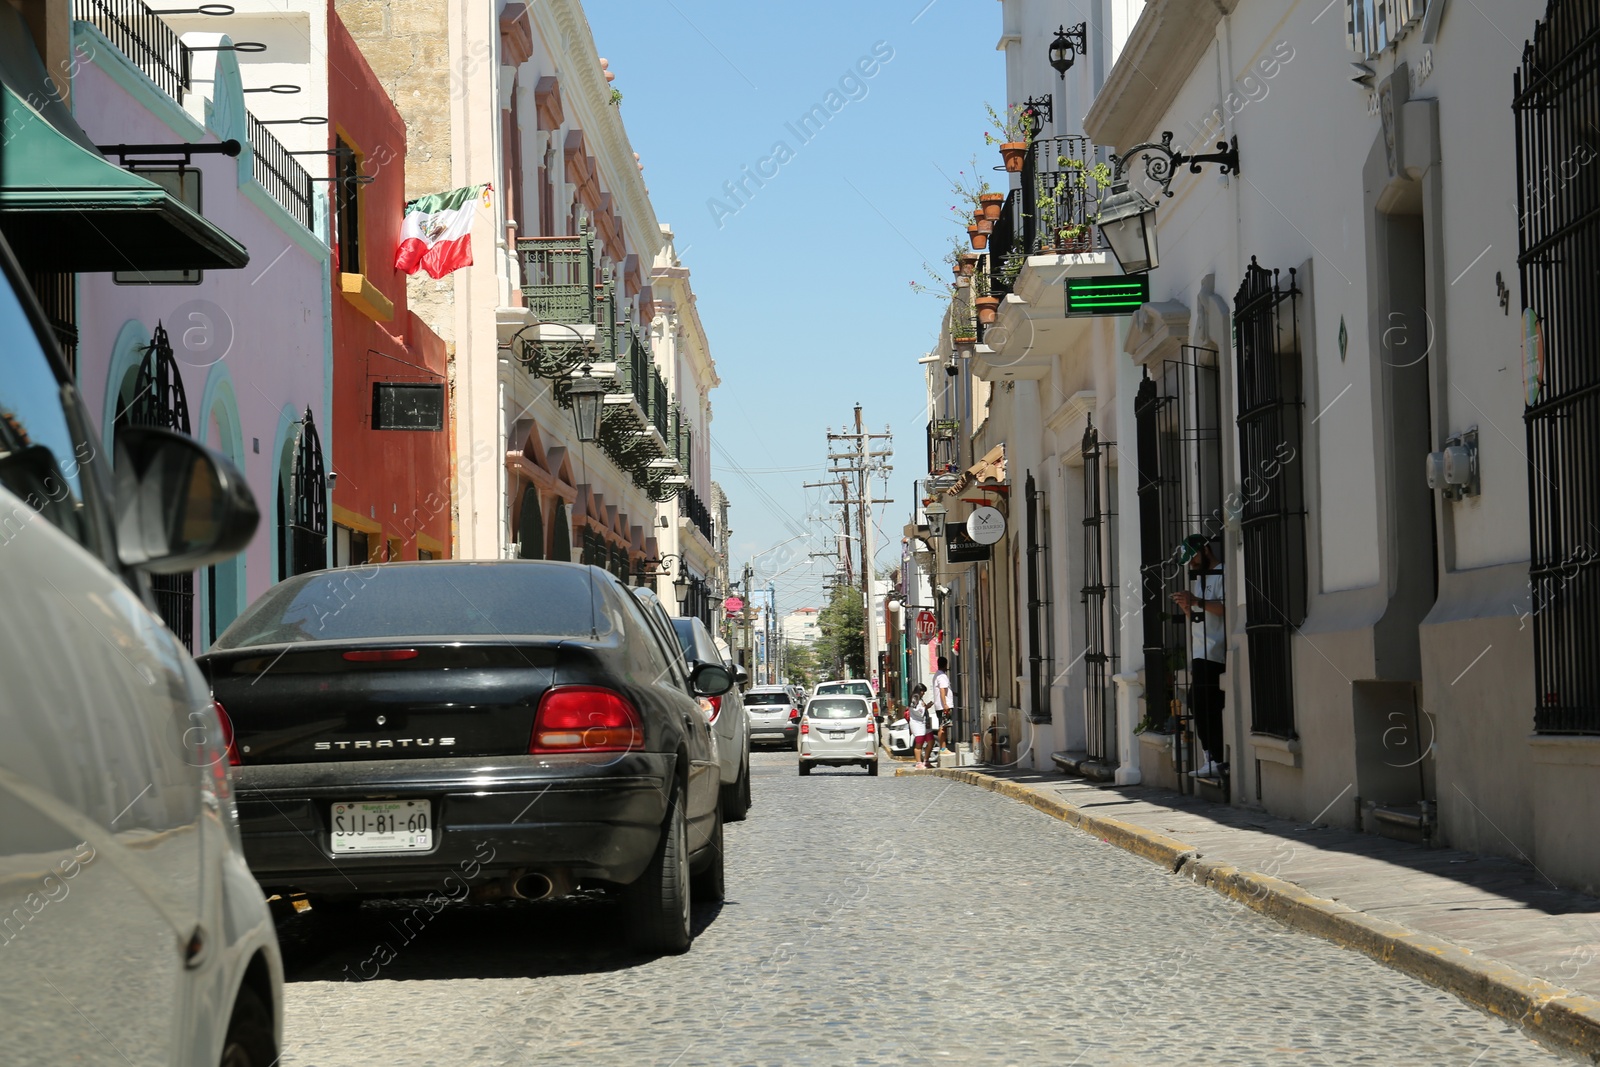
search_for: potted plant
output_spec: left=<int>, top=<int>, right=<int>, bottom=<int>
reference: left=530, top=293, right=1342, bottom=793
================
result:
left=978, top=191, right=1005, bottom=220
left=957, top=251, right=980, bottom=278
left=967, top=222, right=987, bottom=251
left=973, top=209, right=995, bottom=237
left=974, top=269, right=999, bottom=324
left=985, top=102, right=1035, bottom=173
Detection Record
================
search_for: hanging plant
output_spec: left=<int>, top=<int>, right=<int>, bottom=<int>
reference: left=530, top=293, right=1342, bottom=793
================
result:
left=984, top=102, right=1036, bottom=173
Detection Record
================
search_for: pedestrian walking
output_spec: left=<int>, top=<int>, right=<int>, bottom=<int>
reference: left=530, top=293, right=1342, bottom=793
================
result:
left=907, top=683, right=932, bottom=767
left=1170, top=533, right=1226, bottom=776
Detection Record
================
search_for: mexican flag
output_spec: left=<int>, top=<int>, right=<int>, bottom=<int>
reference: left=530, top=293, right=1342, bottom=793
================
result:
left=395, top=184, right=488, bottom=279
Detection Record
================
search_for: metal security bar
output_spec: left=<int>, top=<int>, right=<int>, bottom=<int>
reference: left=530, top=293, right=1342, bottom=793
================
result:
left=246, top=113, right=313, bottom=230
left=1135, top=351, right=1224, bottom=785
left=124, top=323, right=194, bottom=650
left=679, top=488, right=713, bottom=543
left=1515, top=0, right=1600, bottom=734
left=1233, top=259, right=1306, bottom=739
left=280, top=408, right=328, bottom=579
left=1081, top=423, right=1119, bottom=763
left=1025, top=472, right=1052, bottom=725
left=73, top=0, right=190, bottom=103
left=988, top=190, right=1020, bottom=298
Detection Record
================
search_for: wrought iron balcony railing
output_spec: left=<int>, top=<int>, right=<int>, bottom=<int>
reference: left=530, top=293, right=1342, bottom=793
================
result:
left=74, top=0, right=190, bottom=104
left=986, top=135, right=1113, bottom=289
left=927, top=418, right=961, bottom=479
left=518, top=230, right=594, bottom=324
left=679, top=487, right=713, bottom=543
left=246, top=112, right=313, bottom=230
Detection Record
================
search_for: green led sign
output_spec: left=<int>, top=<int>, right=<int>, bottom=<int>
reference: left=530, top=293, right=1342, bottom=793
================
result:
left=1065, top=275, right=1149, bottom=317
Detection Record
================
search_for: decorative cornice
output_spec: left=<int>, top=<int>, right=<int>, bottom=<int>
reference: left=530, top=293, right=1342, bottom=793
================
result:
left=1045, top=390, right=1097, bottom=434
left=1123, top=300, right=1190, bottom=368
left=499, top=4, right=535, bottom=69
left=532, top=0, right=664, bottom=263
left=1083, top=0, right=1240, bottom=152
left=534, top=75, right=563, bottom=131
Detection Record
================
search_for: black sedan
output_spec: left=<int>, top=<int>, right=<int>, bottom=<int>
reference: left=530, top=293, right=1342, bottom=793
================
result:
left=197, top=560, right=733, bottom=953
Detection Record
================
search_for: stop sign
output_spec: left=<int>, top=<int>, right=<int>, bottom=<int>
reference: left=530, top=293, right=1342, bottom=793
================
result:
left=915, top=610, right=938, bottom=641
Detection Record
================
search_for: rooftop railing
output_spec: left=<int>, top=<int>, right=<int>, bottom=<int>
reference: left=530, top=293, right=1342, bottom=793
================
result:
left=74, top=0, right=190, bottom=104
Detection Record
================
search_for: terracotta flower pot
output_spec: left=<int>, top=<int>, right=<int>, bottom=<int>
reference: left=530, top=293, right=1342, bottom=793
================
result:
left=973, top=214, right=995, bottom=236
left=968, top=227, right=988, bottom=251
left=976, top=295, right=1000, bottom=324
left=957, top=253, right=979, bottom=277
left=999, top=143, right=1028, bottom=172
left=978, top=192, right=1005, bottom=220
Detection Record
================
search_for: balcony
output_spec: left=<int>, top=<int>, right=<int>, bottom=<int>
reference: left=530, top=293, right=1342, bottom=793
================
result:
left=515, top=226, right=620, bottom=376
left=679, top=486, right=713, bottom=544
left=927, top=418, right=961, bottom=479
left=987, top=136, right=1112, bottom=286
left=74, top=0, right=189, bottom=104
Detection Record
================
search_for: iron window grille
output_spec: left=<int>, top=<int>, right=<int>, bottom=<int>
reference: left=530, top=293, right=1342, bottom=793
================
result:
left=1233, top=258, right=1307, bottom=739
left=120, top=323, right=194, bottom=650
left=1080, top=421, right=1119, bottom=762
left=334, top=138, right=362, bottom=273
left=279, top=408, right=328, bottom=579
left=1515, top=0, right=1600, bottom=734
left=1025, top=472, right=1054, bottom=724
left=1134, top=350, right=1224, bottom=782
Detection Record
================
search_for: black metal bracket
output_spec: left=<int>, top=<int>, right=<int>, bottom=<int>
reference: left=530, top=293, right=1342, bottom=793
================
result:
left=1110, top=131, right=1241, bottom=198
left=98, top=139, right=241, bottom=163
left=1023, top=93, right=1053, bottom=130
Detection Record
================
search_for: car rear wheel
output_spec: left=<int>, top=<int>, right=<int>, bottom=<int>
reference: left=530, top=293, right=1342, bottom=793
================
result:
left=720, top=754, right=750, bottom=822
left=798, top=762, right=811, bottom=776
left=867, top=761, right=879, bottom=777
left=625, top=782, right=691, bottom=954
left=219, top=985, right=276, bottom=1067
left=690, top=808, right=725, bottom=902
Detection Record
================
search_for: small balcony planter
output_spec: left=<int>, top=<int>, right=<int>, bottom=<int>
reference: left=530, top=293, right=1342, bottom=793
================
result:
left=957, top=252, right=979, bottom=277
left=968, top=226, right=988, bottom=251
left=978, top=192, right=1005, bottom=220
left=976, top=295, right=1000, bottom=324
left=999, top=143, right=1027, bottom=172
left=973, top=212, right=995, bottom=236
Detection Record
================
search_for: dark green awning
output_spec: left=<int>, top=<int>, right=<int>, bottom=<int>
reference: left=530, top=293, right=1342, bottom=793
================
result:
left=0, top=10, right=249, bottom=273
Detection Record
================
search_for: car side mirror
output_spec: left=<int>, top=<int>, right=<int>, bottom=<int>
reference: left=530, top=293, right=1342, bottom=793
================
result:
left=732, top=663, right=748, bottom=685
left=114, top=427, right=259, bottom=574
left=691, top=662, right=734, bottom=697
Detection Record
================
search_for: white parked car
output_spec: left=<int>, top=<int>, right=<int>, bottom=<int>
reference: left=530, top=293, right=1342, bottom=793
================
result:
left=798, top=695, right=879, bottom=776
left=0, top=233, right=281, bottom=1065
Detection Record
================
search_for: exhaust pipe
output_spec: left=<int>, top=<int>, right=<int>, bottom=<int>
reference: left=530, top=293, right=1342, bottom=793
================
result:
left=512, top=873, right=553, bottom=900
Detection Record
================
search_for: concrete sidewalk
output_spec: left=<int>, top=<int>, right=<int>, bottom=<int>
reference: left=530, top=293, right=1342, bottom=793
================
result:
left=897, top=763, right=1600, bottom=1061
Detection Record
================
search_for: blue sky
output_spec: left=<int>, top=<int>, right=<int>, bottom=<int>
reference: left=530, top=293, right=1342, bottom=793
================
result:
left=585, top=0, right=1005, bottom=616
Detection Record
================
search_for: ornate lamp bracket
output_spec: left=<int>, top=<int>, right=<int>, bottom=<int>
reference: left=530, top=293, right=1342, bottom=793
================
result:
left=1110, top=131, right=1241, bottom=198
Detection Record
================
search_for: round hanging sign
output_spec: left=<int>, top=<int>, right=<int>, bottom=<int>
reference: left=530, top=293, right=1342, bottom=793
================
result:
left=966, top=506, right=1006, bottom=545
left=723, top=596, right=744, bottom=614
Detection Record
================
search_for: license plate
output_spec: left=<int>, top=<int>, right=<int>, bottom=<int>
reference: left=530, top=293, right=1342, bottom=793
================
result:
left=827, top=731, right=848, bottom=740
left=330, top=800, right=433, bottom=853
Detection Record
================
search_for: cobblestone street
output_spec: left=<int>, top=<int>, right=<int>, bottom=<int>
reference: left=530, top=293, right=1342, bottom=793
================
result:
left=276, top=752, right=1565, bottom=1066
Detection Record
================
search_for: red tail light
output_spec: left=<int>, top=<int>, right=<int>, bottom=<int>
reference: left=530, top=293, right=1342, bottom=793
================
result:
left=214, top=699, right=240, bottom=766
left=707, top=695, right=723, bottom=721
left=867, top=719, right=876, bottom=734
left=530, top=687, right=643, bottom=753
left=800, top=720, right=809, bottom=735
left=789, top=708, right=800, bottom=721
left=342, top=649, right=420, bottom=662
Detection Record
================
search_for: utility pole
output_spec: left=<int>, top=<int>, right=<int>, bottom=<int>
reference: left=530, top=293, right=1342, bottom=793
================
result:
left=741, top=563, right=753, bottom=681
left=822, top=404, right=893, bottom=683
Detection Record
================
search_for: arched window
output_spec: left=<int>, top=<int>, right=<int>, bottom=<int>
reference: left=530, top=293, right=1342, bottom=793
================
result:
left=517, top=485, right=544, bottom=559
left=549, top=501, right=572, bottom=561
left=278, top=408, right=328, bottom=580
left=114, top=323, right=195, bottom=650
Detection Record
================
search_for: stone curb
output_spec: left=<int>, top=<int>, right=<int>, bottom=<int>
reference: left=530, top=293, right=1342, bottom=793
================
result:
left=897, top=765, right=1600, bottom=1061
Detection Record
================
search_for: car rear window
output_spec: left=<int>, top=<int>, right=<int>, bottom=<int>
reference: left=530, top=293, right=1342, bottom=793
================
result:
left=744, top=692, right=789, bottom=706
left=818, top=682, right=873, bottom=699
left=808, top=699, right=868, bottom=719
left=213, top=563, right=617, bottom=648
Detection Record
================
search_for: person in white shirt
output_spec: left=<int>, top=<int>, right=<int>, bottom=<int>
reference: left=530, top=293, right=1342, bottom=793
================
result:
left=932, top=656, right=954, bottom=755
left=1170, top=534, right=1226, bottom=776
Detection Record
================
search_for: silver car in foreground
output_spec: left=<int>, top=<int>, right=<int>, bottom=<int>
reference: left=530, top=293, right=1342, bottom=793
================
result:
left=798, top=695, right=879, bottom=776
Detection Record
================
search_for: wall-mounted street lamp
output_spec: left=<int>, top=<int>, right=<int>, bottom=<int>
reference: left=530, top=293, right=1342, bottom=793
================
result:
left=567, top=363, right=607, bottom=443
left=1097, top=130, right=1242, bottom=275
left=1049, top=23, right=1087, bottom=79
left=636, top=553, right=690, bottom=611
left=924, top=499, right=948, bottom=540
